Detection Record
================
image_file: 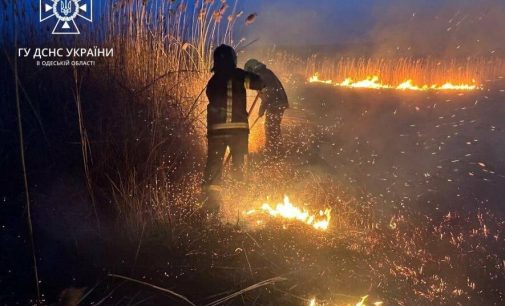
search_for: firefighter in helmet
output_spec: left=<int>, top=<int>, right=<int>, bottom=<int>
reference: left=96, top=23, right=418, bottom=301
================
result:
left=244, top=59, right=289, bottom=156
left=203, top=45, right=264, bottom=214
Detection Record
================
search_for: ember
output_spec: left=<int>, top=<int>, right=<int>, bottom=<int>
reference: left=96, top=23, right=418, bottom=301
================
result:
left=245, top=196, right=331, bottom=230
left=309, top=73, right=479, bottom=91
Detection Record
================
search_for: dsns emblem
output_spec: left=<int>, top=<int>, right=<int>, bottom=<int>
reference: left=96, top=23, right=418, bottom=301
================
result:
left=40, top=0, right=92, bottom=35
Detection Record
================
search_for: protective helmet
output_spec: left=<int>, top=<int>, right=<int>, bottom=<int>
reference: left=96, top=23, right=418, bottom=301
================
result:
left=244, top=59, right=266, bottom=73
left=212, top=44, right=237, bottom=73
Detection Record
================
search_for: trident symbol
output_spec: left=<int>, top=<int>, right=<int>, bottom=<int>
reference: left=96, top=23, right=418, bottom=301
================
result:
left=60, top=0, right=72, bottom=16
left=40, top=0, right=93, bottom=35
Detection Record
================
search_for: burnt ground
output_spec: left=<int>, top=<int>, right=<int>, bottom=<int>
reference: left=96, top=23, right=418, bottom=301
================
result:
left=2, top=80, right=505, bottom=305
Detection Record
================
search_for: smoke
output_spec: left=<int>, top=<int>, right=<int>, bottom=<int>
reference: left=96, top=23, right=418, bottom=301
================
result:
left=245, top=0, right=505, bottom=57
left=297, top=83, right=505, bottom=219
left=369, top=0, right=505, bottom=57
left=243, top=0, right=374, bottom=47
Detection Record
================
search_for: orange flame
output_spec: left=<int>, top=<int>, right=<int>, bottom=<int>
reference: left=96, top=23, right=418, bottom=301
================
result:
left=309, top=73, right=479, bottom=91
left=309, top=296, right=383, bottom=306
left=245, top=196, right=331, bottom=231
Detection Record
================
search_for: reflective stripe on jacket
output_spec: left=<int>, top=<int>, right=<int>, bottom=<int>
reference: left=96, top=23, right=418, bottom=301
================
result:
left=206, top=68, right=263, bottom=135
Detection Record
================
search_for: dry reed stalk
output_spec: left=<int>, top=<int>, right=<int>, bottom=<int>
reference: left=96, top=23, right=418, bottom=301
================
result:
left=11, top=1, right=41, bottom=300
left=107, top=274, right=197, bottom=306
left=3, top=0, right=254, bottom=235
left=204, top=276, right=287, bottom=306
left=72, top=66, right=101, bottom=231
left=264, top=48, right=505, bottom=86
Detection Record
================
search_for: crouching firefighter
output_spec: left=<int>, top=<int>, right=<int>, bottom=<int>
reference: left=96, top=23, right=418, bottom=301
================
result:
left=202, top=45, right=264, bottom=214
left=244, top=59, right=289, bottom=156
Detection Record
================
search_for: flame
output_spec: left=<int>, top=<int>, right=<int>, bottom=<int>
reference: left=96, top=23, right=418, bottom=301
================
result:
left=309, top=296, right=383, bottom=306
left=245, top=196, right=331, bottom=231
left=309, top=73, right=479, bottom=91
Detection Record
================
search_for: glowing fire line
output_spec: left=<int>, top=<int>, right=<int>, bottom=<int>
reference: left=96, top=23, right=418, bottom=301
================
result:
left=309, top=295, right=383, bottom=306
left=245, top=196, right=331, bottom=231
left=309, top=73, right=479, bottom=91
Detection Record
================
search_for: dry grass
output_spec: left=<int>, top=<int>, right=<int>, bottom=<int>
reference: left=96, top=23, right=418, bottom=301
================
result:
left=4, top=2, right=505, bottom=304
left=2, top=0, right=257, bottom=237
left=306, top=56, right=505, bottom=85
left=258, top=48, right=505, bottom=86
left=83, top=0, right=254, bottom=237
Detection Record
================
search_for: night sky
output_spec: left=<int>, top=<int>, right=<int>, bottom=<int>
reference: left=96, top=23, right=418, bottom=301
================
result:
left=240, top=0, right=376, bottom=45
left=2, top=0, right=505, bottom=55
left=236, top=0, right=505, bottom=56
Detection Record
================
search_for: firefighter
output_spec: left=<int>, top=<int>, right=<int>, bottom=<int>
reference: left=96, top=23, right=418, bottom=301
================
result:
left=202, top=45, right=264, bottom=214
left=244, top=59, right=289, bottom=156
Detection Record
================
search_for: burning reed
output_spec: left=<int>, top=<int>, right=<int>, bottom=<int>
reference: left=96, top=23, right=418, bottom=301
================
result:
left=258, top=48, right=505, bottom=91
left=305, top=56, right=505, bottom=89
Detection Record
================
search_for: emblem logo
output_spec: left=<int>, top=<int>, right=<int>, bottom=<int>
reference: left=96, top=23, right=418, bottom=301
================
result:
left=40, top=0, right=93, bottom=35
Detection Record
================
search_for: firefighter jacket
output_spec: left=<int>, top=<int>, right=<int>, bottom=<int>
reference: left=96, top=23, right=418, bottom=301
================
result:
left=206, top=68, right=264, bottom=136
left=256, top=67, right=289, bottom=115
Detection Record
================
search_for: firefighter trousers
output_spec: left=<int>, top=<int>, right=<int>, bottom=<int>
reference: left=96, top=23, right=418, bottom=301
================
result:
left=203, top=133, right=248, bottom=189
left=265, top=108, right=285, bottom=155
